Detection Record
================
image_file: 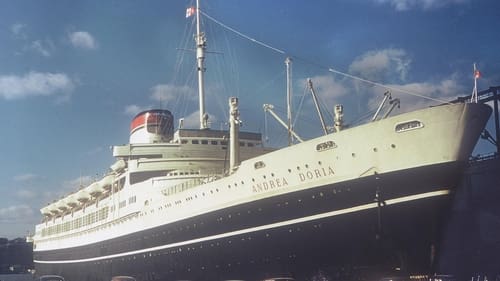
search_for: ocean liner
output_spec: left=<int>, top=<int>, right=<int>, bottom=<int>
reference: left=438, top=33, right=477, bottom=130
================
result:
left=32, top=2, right=492, bottom=281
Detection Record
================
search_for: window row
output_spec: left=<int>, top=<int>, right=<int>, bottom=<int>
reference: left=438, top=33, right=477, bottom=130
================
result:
left=180, top=139, right=260, bottom=147
left=41, top=206, right=109, bottom=237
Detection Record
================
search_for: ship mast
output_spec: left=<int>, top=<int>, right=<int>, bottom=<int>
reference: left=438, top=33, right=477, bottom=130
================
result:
left=285, top=57, right=293, bottom=145
left=195, top=0, right=208, bottom=129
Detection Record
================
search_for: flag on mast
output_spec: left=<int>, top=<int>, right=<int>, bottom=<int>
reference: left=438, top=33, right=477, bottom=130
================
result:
left=186, top=6, right=196, bottom=18
left=474, top=69, right=481, bottom=79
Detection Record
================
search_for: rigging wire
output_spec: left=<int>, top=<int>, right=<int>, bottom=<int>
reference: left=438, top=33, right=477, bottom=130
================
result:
left=205, top=20, right=230, bottom=125
left=170, top=14, right=198, bottom=122
left=200, top=10, right=452, bottom=105
left=200, top=11, right=286, bottom=55
left=293, top=83, right=309, bottom=131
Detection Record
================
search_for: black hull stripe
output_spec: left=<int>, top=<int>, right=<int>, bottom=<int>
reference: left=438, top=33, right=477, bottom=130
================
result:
left=34, top=189, right=449, bottom=264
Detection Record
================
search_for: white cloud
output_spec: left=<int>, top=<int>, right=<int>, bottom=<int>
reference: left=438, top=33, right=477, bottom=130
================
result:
left=124, top=104, right=151, bottom=116
left=349, top=48, right=411, bottom=83
left=10, top=24, right=56, bottom=57
left=179, top=111, right=218, bottom=129
left=14, top=173, right=39, bottom=182
left=69, top=31, right=98, bottom=50
left=373, top=0, right=469, bottom=11
left=0, top=71, right=75, bottom=100
left=150, top=84, right=196, bottom=103
left=86, top=146, right=105, bottom=155
left=302, top=75, right=349, bottom=100
left=57, top=176, right=94, bottom=197
left=317, top=47, right=467, bottom=118
left=64, top=176, right=93, bottom=189
left=11, top=23, right=27, bottom=39
left=297, top=75, right=349, bottom=115
left=29, top=39, right=54, bottom=57
left=124, top=84, right=196, bottom=118
left=0, top=205, right=34, bottom=223
left=367, top=75, right=465, bottom=113
left=16, top=189, right=37, bottom=200
left=182, top=111, right=201, bottom=128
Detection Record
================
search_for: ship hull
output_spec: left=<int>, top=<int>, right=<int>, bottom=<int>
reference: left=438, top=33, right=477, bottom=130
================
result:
left=34, top=160, right=462, bottom=281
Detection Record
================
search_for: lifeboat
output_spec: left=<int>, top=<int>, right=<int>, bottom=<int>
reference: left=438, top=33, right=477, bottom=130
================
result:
left=98, top=174, right=114, bottom=191
left=66, top=194, right=79, bottom=207
left=56, top=200, right=69, bottom=211
left=87, top=182, right=104, bottom=195
left=110, top=159, right=126, bottom=173
left=76, top=189, right=91, bottom=202
left=47, top=203, right=59, bottom=214
left=41, top=206, right=52, bottom=216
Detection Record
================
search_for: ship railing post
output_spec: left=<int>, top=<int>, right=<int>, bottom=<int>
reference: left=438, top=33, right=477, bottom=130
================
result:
left=229, top=97, right=240, bottom=172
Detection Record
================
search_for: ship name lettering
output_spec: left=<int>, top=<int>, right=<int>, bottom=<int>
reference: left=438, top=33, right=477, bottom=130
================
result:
left=252, top=177, right=289, bottom=193
left=299, top=166, right=334, bottom=182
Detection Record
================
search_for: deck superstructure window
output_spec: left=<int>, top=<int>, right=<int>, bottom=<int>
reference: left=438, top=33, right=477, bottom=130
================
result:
left=316, top=141, right=337, bottom=152
left=254, top=161, right=266, bottom=169
left=395, top=120, right=424, bottom=133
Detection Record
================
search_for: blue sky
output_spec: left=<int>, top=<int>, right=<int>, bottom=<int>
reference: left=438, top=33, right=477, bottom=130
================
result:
left=1, top=0, right=499, bottom=239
